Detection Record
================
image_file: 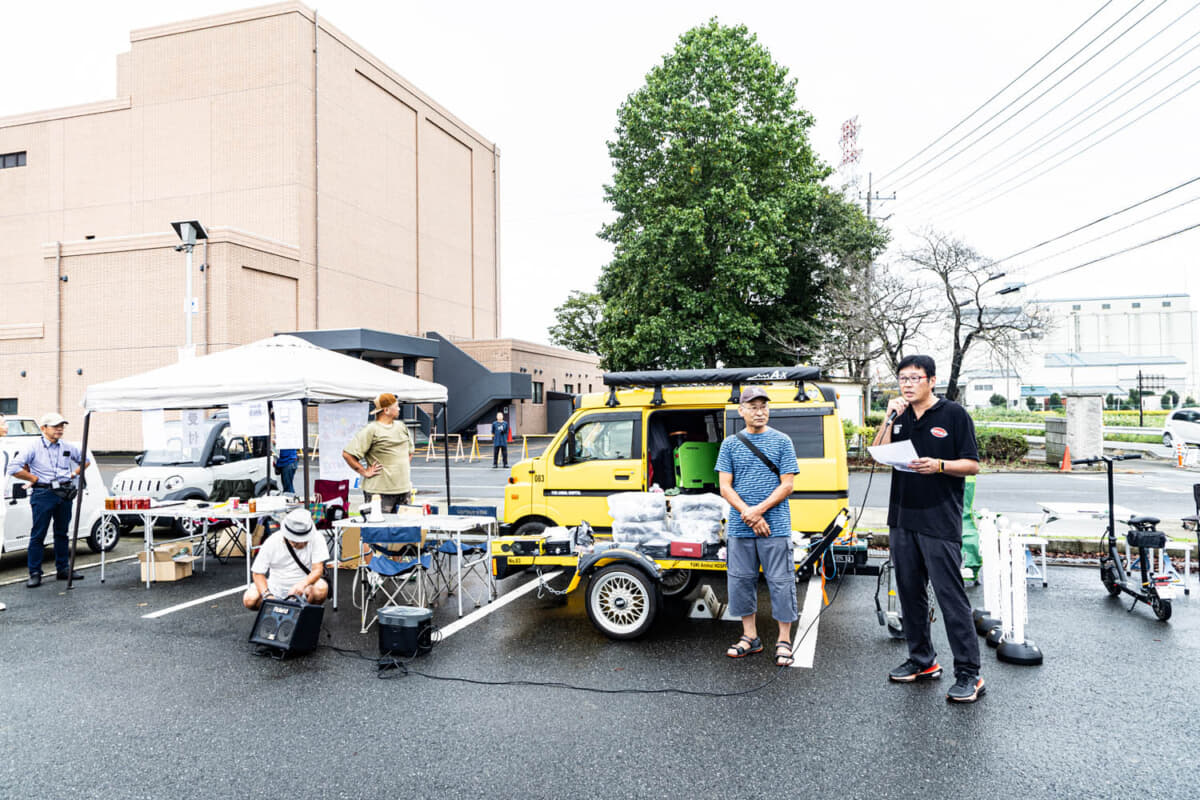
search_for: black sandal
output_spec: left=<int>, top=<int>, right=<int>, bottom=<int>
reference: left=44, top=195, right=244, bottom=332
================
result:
left=726, top=635, right=763, bottom=658
left=775, top=640, right=794, bottom=667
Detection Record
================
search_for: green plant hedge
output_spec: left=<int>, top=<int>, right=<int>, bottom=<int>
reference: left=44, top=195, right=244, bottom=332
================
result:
left=976, top=430, right=1029, bottom=462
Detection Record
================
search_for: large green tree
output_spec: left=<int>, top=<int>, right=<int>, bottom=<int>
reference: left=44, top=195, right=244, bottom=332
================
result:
left=595, top=19, right=884, bottom=370
left=547, top=290, right=602, bottom=354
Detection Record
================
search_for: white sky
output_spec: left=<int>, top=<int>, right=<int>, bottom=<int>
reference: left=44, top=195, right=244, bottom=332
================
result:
left=3, top=1, right=1196, bottom=345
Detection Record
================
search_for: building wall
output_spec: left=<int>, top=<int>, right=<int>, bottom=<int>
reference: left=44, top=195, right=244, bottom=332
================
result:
left=0, top=2, right=499, bottom=447
left=1024, top=294, right=1198, bottom=399
left=455, top=339, right=602, bottom=435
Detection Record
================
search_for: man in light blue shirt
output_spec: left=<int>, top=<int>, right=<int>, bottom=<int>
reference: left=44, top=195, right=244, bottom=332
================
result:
left=5, top=413, right=89, bottom=587
left=716, top=387, right=798, bottom=666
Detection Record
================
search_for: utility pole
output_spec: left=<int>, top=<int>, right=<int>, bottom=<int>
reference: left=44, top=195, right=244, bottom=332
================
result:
left=1136, top=371, right=1166, bottom=427
left=861, top=172, right=896, bottom=221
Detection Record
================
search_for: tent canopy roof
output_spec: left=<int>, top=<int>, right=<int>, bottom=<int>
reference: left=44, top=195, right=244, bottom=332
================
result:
left=82, top=335, right=447, bottom=412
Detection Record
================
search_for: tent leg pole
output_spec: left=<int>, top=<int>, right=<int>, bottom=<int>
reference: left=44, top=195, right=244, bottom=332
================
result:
left=301, top=398, right=311, bottom=508
left=442, top=401, right=451, bottom=510
left=67, top=412, right=91, bottom=591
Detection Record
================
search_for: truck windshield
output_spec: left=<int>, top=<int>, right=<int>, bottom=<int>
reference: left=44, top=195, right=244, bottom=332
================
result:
left=140, top=421, right=219, bottom=466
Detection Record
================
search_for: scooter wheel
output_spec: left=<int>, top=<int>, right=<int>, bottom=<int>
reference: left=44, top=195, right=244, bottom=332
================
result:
left=1151, top=596, right=1172, bottom=622
left=1100, top=562, right=1121, bottom=597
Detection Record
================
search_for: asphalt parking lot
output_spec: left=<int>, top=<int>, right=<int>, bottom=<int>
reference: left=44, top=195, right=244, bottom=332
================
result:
left=1, top=548, right=1196, bottom=800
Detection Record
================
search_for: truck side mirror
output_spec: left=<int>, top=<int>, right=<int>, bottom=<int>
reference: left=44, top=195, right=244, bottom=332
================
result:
left=134, top=453, right=144, bottom=466
left=210, top=454, right=227, bottom=466
left=554, top=431, right=573, bottom=467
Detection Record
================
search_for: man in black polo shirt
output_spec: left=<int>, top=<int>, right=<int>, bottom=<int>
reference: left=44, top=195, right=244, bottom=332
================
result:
left=873, top=355, right=983, bottom=703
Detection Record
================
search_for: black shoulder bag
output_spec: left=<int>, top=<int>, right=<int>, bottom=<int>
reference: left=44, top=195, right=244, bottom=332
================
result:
left=735, top=431, right=780, bottom=481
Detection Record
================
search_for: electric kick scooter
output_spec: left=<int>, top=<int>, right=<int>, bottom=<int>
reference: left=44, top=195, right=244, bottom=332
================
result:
left=1072, top=453, right=1173, bottom=622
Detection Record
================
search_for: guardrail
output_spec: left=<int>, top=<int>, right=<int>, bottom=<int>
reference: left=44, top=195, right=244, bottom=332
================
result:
left=972, top=420, right=1161, bottom=436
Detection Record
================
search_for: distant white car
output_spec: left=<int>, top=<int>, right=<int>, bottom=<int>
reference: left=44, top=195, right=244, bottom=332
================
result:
left=1, top=433, right=116, bottom=554
left=1162, top=407, right=1200, bottom=448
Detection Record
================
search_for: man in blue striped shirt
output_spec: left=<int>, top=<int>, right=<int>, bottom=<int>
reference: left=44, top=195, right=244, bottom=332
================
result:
left=716, top=387, right=798, bottom=667
left=5, top=413, right=89, bottom=587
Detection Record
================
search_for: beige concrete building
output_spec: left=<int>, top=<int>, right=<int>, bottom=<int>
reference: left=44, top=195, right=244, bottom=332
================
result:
left=456, top=339, right=602, bottom=435
left=0, top=2, right=499, bottom=448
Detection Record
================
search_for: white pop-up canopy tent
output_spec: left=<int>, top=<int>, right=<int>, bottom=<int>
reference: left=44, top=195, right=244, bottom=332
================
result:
left=82, top=335, right=447, bottom=411
left=66, top=335, right=453, bottom=586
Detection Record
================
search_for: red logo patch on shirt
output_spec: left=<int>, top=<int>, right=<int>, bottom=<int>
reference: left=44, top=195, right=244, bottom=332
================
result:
left=931, top=427, right=948, bottom=438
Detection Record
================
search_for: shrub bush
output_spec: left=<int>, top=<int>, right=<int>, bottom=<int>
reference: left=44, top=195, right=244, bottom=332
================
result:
left=976, top=430, right=1029, bottom=462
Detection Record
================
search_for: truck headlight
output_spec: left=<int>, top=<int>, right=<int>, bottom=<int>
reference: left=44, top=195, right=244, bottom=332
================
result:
left=163, top=475, right=184, bottom=492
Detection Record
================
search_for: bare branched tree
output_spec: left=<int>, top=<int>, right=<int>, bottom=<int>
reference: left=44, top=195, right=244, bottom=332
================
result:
left=804, top=260, right=936, bottom=384
left=902, top=229, right=1050, bottom=401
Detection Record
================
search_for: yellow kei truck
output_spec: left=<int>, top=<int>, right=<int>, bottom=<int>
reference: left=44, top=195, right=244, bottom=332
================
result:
left=493, top=367, right=854, bottom=639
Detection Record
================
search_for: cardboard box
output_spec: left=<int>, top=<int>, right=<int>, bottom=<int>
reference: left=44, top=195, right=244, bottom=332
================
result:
left=137, top=547, right=195, bottom=582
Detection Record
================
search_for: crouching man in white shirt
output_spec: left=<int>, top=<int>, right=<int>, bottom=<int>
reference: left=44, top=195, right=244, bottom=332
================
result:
left=243, top=508, right=330, bottom=609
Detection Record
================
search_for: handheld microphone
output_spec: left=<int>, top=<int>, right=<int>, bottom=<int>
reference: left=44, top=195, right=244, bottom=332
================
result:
left=884, top=408, right=898, bottom=426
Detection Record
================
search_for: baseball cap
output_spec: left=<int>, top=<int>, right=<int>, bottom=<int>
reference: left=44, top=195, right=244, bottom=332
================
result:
left=281, top=508, right=315, bottom=542
left=371, top=392, right=397, bottom=414
left=738, top=387, right=770, bottom=404
left=39, top=412, right=68, bottom=427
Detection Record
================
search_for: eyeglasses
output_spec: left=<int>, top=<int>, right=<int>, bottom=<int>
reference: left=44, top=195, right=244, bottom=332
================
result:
left=897, top=375, right=928, bottom=385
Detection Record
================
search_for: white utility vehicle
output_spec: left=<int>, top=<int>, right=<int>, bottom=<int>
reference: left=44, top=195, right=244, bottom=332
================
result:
left=1, top=420, right=116, bottom=554
left=109, top=415, right=274, bottom=535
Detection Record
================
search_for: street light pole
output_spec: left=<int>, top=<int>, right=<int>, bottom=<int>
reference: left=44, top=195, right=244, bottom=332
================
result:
left=170, top=220, right=208, bottom=360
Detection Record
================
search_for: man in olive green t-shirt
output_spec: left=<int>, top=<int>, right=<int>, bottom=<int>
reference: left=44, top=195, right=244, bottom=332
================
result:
left=341, top=393, right=413, bottom=511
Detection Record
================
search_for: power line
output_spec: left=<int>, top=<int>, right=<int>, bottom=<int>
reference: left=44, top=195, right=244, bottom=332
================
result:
left=889, top=0, right=1168, bottom=195
left=1021, top=220, right=1200, bottom=288
left=884, top=0, right=1153, bottom=192
left=907, top=5, right=1200, bottom=211
left=878, top=0, right=1116, bottom=183
left=990, top=175, right=1200, bottom=266
left=1013, top=192, right=1200, bottom=272
left=940, top=67, right=1200, bottom=218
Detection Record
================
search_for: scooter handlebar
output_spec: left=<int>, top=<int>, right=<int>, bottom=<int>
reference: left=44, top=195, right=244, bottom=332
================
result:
left=1070, top=453, right=1142, bottom=466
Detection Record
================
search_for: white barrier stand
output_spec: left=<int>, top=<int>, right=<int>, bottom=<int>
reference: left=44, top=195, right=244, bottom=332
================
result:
left=973, top=511, right=1003, bottom=636
left=985, top=514, right=1011, bottom=648
left=997, top=521, right=1044, bottom=665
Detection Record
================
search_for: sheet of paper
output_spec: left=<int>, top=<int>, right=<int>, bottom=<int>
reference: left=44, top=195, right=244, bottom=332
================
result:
left=318, top=401, right=369, bottom=481
left=181, top=409, right=206, bottom=460
left=868, top=440, right=919, bottom=472
left=228, top=401, right=270, bottom=436
left=141, top=409, right=166, bottom=451
left=272, top=400, right=304, bottom=449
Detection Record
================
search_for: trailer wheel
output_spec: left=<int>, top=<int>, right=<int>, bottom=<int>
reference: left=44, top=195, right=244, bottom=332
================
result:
left=586, top=564, right=659, bottom=640
left=659, top=568, right=699, bottom=599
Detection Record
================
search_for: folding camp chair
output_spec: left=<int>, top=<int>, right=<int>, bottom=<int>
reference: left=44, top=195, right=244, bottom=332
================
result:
left=313, top=479, right=349, bottom=555
left=204, top=478, right=256, bottom=563
left=430, top=505, right=495, bottom=613
left=351, top=525, right=430, bottom=633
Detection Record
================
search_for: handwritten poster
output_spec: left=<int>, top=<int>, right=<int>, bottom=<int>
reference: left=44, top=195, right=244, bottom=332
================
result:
left=228, top=401, right=270, bottom=437
left=273, top=400, right=304, bottom=449
left=318, top=401, right=369, bottom=482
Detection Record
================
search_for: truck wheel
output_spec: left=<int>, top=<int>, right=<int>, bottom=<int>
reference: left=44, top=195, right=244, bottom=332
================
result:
left=514, top=520, right=547, bottom=537
left=87, top=517, right=121, bottom=553
left=586, top=564, right=659, bottom=640
left=659, top=569, right=699, bottom=599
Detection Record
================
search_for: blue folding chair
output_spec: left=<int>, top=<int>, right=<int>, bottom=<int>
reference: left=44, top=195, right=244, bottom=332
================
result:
left=431, top=505, right=495, bottom=612
left=351, top=525, right=429, bottom=633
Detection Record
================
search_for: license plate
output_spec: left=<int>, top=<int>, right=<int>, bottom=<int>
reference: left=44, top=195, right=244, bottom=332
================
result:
left=1155, top=583, right=1176, bottom=600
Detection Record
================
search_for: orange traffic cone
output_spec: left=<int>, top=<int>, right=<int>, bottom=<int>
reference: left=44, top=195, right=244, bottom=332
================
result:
left=1059, top=445, right=1072, bottom=472
left=1177, top=442, right=1185, bottom=468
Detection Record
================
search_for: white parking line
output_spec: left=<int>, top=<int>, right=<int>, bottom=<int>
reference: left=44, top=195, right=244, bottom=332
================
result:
left=791, top=578, right=824, bottom=669
left=437, top=570, right=561, bottom=640
left=142, top=584, right=248, bottom=618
